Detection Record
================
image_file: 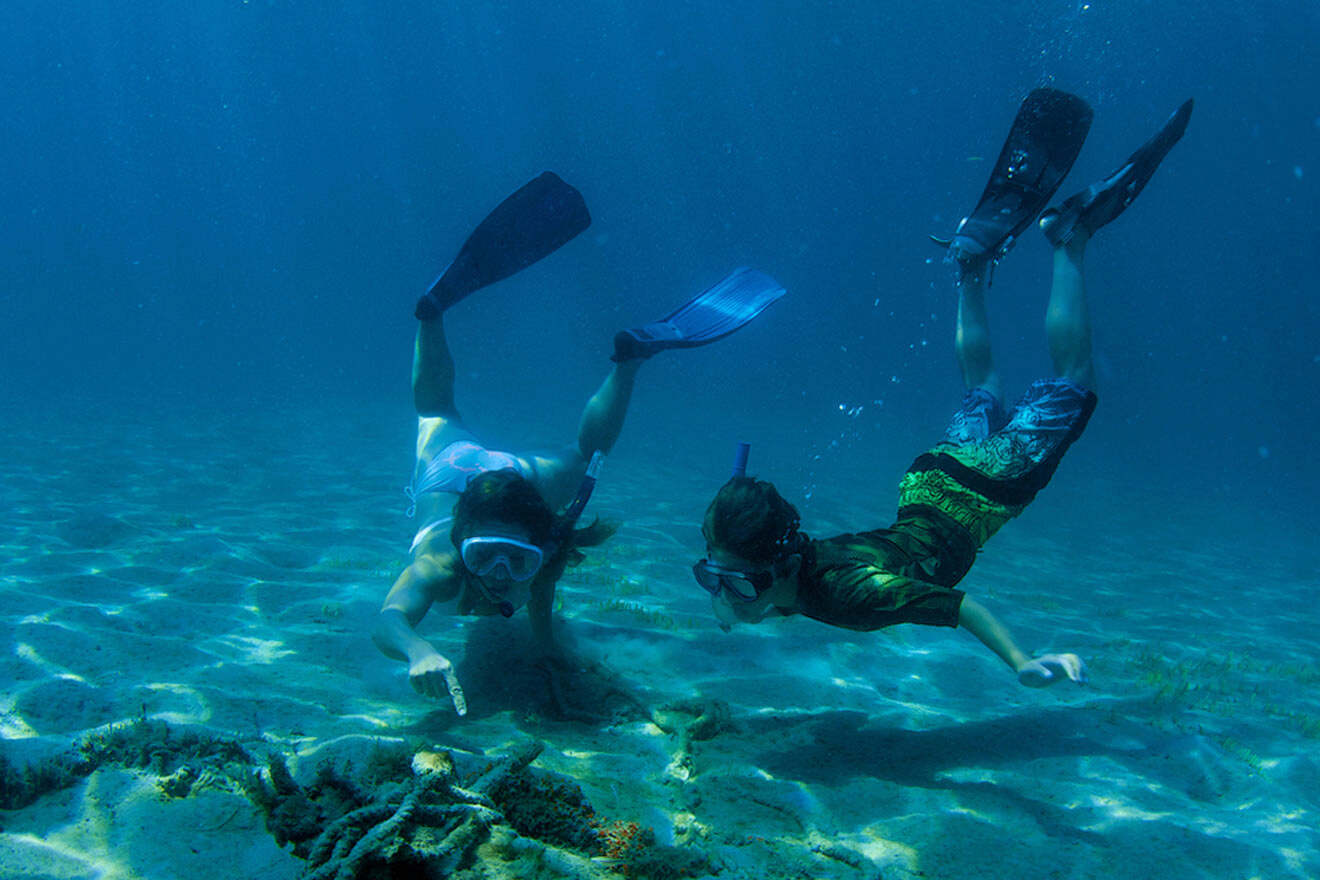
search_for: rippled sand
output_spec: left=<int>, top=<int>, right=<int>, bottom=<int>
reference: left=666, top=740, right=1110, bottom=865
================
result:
left=2, top=403, right=1316, bottom=879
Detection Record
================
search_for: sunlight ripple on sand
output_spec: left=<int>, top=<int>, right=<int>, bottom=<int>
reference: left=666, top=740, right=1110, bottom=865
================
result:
left=207, top=634, right=295, bottom=664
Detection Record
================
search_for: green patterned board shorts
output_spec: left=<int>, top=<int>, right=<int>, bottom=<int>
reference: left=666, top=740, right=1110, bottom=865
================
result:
left=897, top=378, right=1098, bottom=547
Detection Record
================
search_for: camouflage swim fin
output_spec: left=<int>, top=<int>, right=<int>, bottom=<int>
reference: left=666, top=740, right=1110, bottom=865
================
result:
left=1039, top=99, right=1193, bottom=247
left=941, top=89, right=1094, bottom=264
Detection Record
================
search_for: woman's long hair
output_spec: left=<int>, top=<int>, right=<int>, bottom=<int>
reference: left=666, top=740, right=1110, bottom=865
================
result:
left=450, top=469, right=617, bottom=573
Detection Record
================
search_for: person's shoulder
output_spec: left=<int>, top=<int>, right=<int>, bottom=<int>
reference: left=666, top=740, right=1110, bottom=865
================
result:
left=412, top=549, right=463, bottom=599
left=813, top=530, right=896, bottom=565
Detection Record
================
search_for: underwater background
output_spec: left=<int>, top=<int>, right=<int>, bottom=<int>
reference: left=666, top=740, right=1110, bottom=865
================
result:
left=2, top=2, right=1318, bottom=878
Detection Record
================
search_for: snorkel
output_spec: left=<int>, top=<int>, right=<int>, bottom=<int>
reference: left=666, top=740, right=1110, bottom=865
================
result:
left=730, top=441, right=750, bottom=479
left=716, top=440, right=804, bottom=559
left=556, top=450, right=605, bottom=535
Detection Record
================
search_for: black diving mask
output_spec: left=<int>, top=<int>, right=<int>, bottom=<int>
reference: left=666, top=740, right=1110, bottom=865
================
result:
left=692, top=558, right=773, bottom=602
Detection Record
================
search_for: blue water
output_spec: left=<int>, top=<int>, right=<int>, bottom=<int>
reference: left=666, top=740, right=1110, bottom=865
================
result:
left=5, top=1, right=1316, bottom=497
left=2, top=1, right=1318, bottom=877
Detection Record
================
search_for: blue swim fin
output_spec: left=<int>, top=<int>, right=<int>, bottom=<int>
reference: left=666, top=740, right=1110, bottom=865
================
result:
left=1039, top=99, right=1193, bottom=247
left=612, top=267, right=786, bottom=362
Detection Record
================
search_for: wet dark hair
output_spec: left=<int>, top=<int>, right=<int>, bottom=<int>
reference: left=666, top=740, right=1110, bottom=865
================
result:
left=450, top=469, right=617, bottom=571
left=702, top=476, right=809, bottom=567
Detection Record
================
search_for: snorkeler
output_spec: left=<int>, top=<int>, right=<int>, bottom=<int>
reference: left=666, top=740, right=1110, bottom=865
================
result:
left=373, top=172, right=785, bottom=715
left=694, top=91, right=1192, bottom=688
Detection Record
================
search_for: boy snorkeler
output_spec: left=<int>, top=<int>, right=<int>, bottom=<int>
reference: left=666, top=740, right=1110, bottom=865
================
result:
left=695, top=92, right=1192, bottom=688
left=373, top=173, right=785, bottom=714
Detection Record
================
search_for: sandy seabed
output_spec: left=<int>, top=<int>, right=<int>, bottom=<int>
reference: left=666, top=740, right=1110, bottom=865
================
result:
left=2, top=403, right=1317, bottom=880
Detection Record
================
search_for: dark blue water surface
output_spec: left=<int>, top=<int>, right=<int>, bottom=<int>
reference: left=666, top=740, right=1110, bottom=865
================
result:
left=2, top=0, right=1316, bottom=517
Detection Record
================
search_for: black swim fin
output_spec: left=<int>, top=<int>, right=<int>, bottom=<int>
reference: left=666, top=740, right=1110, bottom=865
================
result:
left=612, top=267, right=786, bottom=362
left=416, top=171, right=591, bottom=319
left=944, top=89, right=1094, bottom=264
left=1039, top=99, right=1193, bottom=247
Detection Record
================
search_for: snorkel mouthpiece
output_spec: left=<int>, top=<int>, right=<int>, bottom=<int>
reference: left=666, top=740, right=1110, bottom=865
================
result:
left=731, top=442, right=750, bottom=478
left=477, top=576, right=529, bottom=619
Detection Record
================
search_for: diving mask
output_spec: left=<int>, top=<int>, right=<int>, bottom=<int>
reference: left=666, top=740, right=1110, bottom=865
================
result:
left=692, top=558, right=774, bottom=602
left=459, top=535, right=545, bottom=582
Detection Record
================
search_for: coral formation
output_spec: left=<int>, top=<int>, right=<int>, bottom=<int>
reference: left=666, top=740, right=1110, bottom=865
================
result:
left=652, top=697, right=735, bottom=780
left=0, top=751, right=87, bottom=810
left=80, top=718, right=252, bottom=798
left=80, top=719, right=251, bottom=777
left=4, top=720, right=718, bottom=879
left=243, top=738, right=714, bottom=879
left=1, top=719, right=252, bottom=809
left=488, top=760, right=602, bottom=852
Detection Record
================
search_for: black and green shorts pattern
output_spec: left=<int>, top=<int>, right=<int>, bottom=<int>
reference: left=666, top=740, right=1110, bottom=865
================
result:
left=897, top=378, right=1097, bottom=547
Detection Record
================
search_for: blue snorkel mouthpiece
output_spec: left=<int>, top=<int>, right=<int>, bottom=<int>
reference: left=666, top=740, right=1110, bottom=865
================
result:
left=731, top=442, right=751, bottom=478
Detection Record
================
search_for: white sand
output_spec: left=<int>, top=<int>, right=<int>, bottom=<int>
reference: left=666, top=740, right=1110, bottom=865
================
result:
left=2, top=406, right=1317, bottom=879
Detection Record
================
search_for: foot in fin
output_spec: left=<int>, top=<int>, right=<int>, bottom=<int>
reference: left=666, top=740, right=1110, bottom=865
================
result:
left=1039, top=99, right=1193, bottom=247
left=943, top=88, right=1094, bottom=266
left=612, top=267, right=786, bottom=362
left=416, top=171, right=591, bottom=320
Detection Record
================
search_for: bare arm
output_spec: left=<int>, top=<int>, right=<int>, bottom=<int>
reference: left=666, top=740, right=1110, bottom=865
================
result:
left=373, top=553, right=468, bottom=714
left=527, top=578, right=559, bottom=656
left=957, top=596, right=1087, bottom=688
left=957, top=596, right=1031, bottom=670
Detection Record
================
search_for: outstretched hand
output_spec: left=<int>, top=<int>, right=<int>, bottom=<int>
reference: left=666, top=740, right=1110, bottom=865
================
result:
left=410, top=650, right=468, bottom=715
left=1018, top=653, right=1088, bottom=688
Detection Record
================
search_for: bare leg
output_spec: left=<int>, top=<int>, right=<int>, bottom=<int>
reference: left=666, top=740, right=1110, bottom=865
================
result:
left=1045, top=235, right=1096, bottom=390
left=576, top=358, right=642, bottom=458
left=514, top=357, right=643, bottom=510
left=954, top=260, right=1002, bottom=400
left=412, top=315, right=458, bottom=419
